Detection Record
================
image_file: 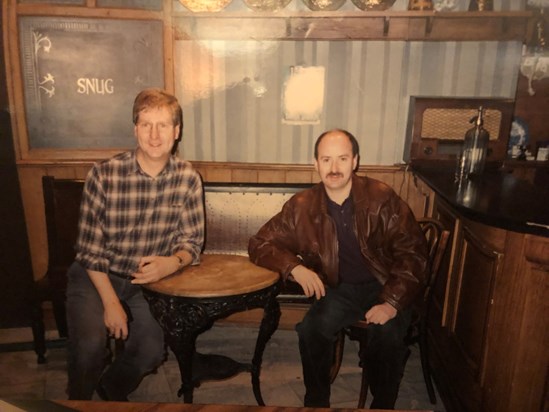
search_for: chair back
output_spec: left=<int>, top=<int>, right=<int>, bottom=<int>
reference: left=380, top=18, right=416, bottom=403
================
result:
left=417, top=217, right=450, bottom=303
left=42, top=176, right=85, bottom=285
left=332, top=216, right=451, bottom=399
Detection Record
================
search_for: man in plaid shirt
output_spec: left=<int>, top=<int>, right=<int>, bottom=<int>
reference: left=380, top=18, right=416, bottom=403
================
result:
left=66, top=88, right=204, bottom=401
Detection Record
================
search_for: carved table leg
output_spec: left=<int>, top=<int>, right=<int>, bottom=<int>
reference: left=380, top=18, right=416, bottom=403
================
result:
left=168, top=316, right=212, bottom=402
left=144, top=284, right=281, bottom=405
left=251, top=293, right=281, bottom=406
left=143, top=294, right=212, bottom=403
left=166, top=327, right=197, bottom=403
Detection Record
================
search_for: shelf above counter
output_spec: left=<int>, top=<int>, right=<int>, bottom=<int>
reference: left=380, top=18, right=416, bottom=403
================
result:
left=172, top=11, right=534, bottom=41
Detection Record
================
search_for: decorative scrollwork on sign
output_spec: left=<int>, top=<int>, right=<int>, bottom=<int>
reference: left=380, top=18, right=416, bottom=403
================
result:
left=38, top=73, right=55, bottom=98
left=32, top=31, right=55, bottom=98
left=33, top=31, right=52, bottom=55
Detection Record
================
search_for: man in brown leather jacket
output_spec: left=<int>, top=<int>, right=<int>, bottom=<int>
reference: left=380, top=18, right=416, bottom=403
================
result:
left=248, top=129, right=428, bottom=409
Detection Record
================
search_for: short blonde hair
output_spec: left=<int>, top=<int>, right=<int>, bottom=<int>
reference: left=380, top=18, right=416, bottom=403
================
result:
left=132, top=88, right=182, bottom=128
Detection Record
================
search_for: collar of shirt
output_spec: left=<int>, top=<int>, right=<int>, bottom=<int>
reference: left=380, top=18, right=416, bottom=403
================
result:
left=126, top=149, right=177, bottom=179
left=326, top=193, right=353, bottom=218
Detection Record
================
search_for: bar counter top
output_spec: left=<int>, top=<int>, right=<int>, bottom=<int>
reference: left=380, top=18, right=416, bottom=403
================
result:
left=413, top=167, right=549, bottom=237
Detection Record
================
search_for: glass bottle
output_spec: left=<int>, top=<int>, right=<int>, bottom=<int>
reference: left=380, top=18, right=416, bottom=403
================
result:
left=461, top=106, right=489, bottom=178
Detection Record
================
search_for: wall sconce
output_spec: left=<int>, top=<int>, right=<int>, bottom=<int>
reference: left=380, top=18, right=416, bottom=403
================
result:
left=520, top=1, right=549, bottom=96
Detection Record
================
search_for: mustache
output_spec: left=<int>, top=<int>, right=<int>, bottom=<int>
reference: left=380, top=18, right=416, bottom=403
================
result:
left=327, top=172, right=343, bottom=178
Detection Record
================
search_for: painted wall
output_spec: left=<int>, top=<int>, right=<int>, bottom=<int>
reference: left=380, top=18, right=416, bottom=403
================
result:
left=176, top=39, right=523, bottom=165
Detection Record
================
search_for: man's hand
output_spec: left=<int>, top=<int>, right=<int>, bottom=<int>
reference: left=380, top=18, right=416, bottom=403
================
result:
left=103, top=300, right=128, bottom=340
left=290, top=265, right=326, bottom=300
left=131, top=254, right=188, bottom=284
left=87, top=270, right=129, bottom=340
left=365, top=302, right=397, bottom=325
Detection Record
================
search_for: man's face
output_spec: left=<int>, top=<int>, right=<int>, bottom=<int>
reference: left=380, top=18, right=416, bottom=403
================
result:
left=134, top=106, right=179, bottom=162
left=314, top=131, right=358, bottom=195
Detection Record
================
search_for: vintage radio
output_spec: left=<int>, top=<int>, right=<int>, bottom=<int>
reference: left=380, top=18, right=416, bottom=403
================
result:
left=404, top=97, right=515, bottom=163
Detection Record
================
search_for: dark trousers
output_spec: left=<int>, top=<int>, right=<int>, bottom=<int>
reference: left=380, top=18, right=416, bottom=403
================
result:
left=295, top=281, right=411, bottom=409
left=66, top=261, right=165, bottom=400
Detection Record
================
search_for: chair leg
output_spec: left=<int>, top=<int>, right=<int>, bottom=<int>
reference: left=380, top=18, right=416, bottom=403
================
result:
left=419, top=323, right=437, bottom=404
left=30, top=300, right=47, bottom=364
left=357, top=328, right=369, bottom=409
left=358, top=362, right=369, bottom=409
left=51, top=298, right=68, bottom=338
left=330, top=330, right=345, bottom=384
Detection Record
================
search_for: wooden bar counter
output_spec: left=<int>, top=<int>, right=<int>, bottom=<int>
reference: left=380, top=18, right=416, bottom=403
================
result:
left=412, top=167, right=549, bottom=412
left=44, top=400, right=433, bottom=412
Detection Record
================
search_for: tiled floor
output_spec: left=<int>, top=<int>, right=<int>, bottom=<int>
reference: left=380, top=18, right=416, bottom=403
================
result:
left=0, top=323, right=446, bottom=411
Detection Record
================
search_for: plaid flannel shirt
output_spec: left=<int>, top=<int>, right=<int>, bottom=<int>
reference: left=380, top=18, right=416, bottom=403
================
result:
left=75, top=150, right=204, bottom=276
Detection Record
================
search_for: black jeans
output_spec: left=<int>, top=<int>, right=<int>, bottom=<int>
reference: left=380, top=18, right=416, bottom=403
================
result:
left=66, top=261, right=165, bottom=400
left=295, top=281, right=411, bottom=409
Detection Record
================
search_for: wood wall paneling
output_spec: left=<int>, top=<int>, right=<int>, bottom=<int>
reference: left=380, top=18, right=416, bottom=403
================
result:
left=406, top=173, right=434, bottom=219
left=482, top=233, right=549, bottom=412
left=432, top=198, right=461, bottom=327
left=430, top=199, right=479, bottom=411
left=510, top=240, right=549, bottom=411
left=480, top=231, right=524, bottom=412
left=452, top=225, right=501, bottom=383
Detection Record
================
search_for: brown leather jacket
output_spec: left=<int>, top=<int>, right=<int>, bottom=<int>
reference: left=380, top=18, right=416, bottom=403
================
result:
left=248, top=174, right=428, bottom=311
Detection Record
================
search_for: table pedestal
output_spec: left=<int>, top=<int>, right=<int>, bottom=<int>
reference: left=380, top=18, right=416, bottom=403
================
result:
left=142, top=254, right=281, bottom=405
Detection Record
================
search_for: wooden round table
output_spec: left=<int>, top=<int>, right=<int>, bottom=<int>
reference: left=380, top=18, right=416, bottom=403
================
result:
left=143, top=254, right=281, bottom=405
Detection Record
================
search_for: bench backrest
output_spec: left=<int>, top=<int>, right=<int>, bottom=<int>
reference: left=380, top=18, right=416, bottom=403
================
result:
left=203, top=183, right=311, bottom=255
left=40, top=177, right=311, bottom=300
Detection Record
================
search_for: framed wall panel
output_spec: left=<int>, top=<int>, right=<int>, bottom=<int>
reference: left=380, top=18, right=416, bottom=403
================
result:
left=18, top=17, right=163, bottom=151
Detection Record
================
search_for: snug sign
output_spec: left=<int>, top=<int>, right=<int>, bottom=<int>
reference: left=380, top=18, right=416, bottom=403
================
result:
left=76, top=78, right=114, bottom=95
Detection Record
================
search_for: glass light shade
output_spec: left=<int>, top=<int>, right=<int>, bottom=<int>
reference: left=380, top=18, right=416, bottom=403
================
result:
left=244, top=0, right=292, bottom=10
left=178, top=0, right=232, bottom=12
left=302, top=0, right=346, bottom=11
left=352, top=0, right=396, bottom=10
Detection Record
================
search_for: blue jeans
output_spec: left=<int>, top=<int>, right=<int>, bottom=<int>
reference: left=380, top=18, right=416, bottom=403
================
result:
left=296, top=281, right=411, bottom=409
left=66, top=261, right=165, bottom=400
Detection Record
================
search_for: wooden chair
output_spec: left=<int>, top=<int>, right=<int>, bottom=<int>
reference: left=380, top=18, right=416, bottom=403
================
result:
left=30, top=176, right=85, bottom=363
left=330, top=217, right=450, bottom=407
